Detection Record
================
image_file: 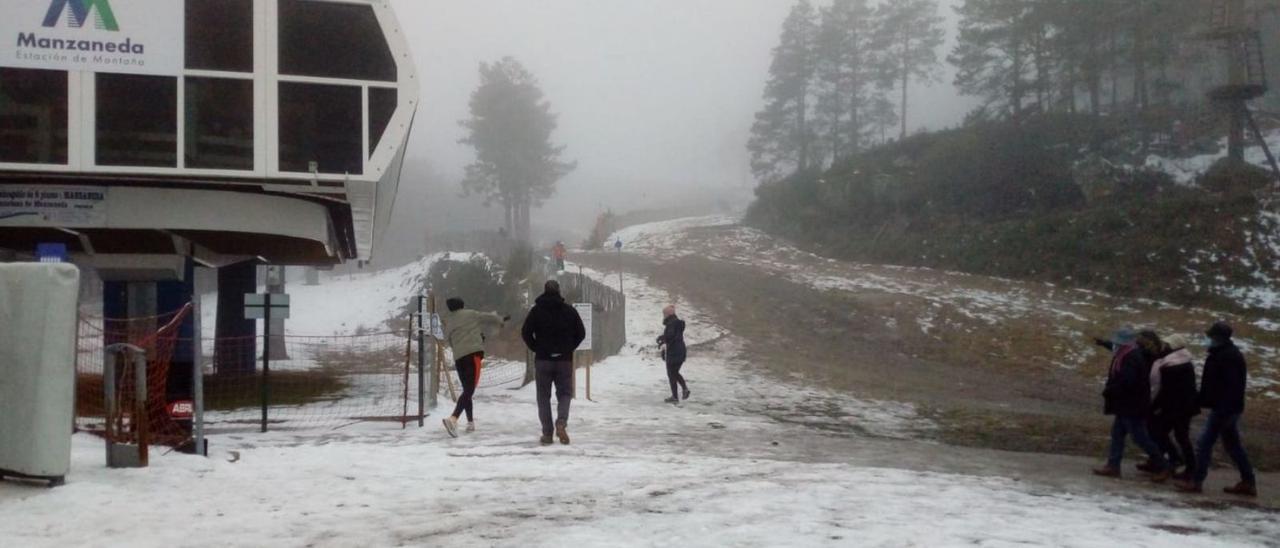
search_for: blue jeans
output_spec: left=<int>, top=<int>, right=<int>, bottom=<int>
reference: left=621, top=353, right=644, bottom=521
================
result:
left=1193, top=411, right=1256, bottom=485
left=1108, top=416, right=1168, bottom=469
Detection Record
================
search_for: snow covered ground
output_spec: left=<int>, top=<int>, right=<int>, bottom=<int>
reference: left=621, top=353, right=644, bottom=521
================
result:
left=1145, top=129, right=1280, bottom=185
left=4, top=225, right=1279, bottom=546
left=199, top=252, right=478, bottom=339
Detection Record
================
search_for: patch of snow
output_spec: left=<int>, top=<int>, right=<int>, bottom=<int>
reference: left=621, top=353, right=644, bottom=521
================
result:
left=1145, top=129, right=1280, bottom=185
left=200, top=253, right=476, bottom=339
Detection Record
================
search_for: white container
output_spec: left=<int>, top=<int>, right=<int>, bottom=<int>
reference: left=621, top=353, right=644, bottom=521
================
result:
left=0, top=263, right=80, bottom=485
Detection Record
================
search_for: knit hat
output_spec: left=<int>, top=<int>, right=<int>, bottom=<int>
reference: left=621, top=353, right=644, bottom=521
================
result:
left=1206, top=321, right=1234, bottom=340
left=1112, top=327, right=1137, bottom=344
left=1164, top=334, right=1188, bottom=351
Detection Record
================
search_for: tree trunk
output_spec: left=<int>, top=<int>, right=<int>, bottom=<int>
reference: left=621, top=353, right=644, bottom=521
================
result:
left=798, top=91, right=810, bottom=171
left=1010, top=43, right=1025, bottom=117
left=899, top=35, right=910, bottom=140
left=503, top=201, right=514, bottom=236
left=1132, top=2, right=1149, bottom=112
left=515, top=193, right=532, bottom=243
left=1087, top=38, right=1101, bottom=117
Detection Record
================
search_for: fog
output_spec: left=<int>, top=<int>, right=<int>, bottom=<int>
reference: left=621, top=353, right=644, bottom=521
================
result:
left=380, top=0, right=976, bottom=263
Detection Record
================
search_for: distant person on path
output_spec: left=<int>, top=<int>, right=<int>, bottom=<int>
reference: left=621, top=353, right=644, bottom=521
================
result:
left=1144, top=334, right=1199, bottom=480
left=521, top=280, right=585, bottom=445
left=553, top=241, right=567, bottom=272
left=1177, top=322, right=1257, bottom=497
left=1093, top=330, right=1172, bottom=481
left=440, top=298, right=507, bottom=437
left=656, top=305, right=690, bottom=403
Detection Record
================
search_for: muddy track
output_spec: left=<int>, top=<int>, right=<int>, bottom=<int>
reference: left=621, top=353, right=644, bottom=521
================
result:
left=576, top=223, right=1280, bottom=507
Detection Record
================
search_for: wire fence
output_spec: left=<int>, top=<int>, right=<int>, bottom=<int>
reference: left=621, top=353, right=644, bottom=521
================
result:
left=75, top=302, right=540, bottom=442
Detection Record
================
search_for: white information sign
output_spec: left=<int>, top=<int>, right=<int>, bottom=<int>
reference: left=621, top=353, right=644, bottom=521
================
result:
left=0, top=185, right=107, bottom=227
left=244, top=293, right=291, bottom=320
left=574, top=303, right=593, bottom=351
left=0, top=0, right=184, bottom=76
left=430, top=313, right=444, bottom=340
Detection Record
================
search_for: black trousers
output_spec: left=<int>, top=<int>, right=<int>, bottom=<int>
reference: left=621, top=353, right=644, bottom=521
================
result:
left=1149, top=412, right=1196, bottom=472
left=535, top=359, right=574, bottom=435
left=451, top=352, right=483, bottom=421
left=666, top=357, right=688, bottom=399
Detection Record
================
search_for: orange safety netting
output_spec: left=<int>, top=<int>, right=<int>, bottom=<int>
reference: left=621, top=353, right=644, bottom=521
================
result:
left=74, top=306, right=535, bottom=440
left=75, top=304, right=193, bottom=447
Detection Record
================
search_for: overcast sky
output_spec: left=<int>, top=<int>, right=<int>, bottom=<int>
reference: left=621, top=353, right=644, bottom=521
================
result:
left=387, top=0, right=974, bottom=242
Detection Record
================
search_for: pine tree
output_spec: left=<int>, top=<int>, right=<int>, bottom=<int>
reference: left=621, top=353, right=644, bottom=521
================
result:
left=950, top=0, right=1038, bottom=118
left=813, top=0, right=878, bottom=164
left=749, top=0, right=819, bottom=182
left=459, top=57, right=576, bottom=242
left=876, top=0, right=945, bottom=139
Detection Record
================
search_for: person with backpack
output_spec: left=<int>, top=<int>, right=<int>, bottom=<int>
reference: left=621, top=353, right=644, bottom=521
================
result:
left=521, top=280, right=586, bottom=445
left=1177, top=322, right=1257, bottom=497
left=1093, top=330, right=1172, bottom=481
left=440, top=298, right=507, bottom=437
left=656, top=305, right=690, bottom=403
left=1143, top=334, right=1199, bottom=480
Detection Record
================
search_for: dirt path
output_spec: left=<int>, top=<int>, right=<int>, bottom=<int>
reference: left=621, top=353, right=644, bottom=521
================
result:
left=578, top=221, right=1280, bottom=509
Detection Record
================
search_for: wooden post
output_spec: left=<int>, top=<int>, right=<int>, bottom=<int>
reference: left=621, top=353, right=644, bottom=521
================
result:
left=428, top=291, right=440, bottom=408
left=585, top=350, right=594, bottom=401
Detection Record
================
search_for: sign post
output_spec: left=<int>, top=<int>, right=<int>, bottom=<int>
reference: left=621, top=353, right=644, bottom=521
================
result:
left=416, top=295, right=426, bottom=427
left=613, top=239, right=624, bottom=294
left=245, top=293, right=290, bottom=433
left=574, top=303, right=594, bottom=400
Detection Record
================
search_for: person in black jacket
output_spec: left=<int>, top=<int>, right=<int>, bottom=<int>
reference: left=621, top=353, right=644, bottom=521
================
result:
left=1144, top=334, right=1199, bottom=480
left=1093, top=330, right=1171, bottom=481
left=521, top=280, right=586, bottom=446
left=656, top=305, right=690, bottom=403
left=1177, top=322, right=1257, bottom=496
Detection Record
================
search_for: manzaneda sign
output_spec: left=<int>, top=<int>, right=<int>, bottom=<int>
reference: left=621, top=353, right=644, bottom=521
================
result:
left=1, top=0, right=183, bottom=76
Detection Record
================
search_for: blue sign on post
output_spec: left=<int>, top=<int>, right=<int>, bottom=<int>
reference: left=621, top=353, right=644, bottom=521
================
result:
left=36, top=243, right=67, bottom=263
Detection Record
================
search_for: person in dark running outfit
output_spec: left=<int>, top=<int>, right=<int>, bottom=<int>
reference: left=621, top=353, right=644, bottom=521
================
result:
left=657, top=305, right=690, bottom=403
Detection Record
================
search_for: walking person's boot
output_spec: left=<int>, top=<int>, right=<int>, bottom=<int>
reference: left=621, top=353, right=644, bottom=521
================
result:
left=664, top=397, right=679, bottom=404
left=556, top=423, right=570, bottom=445
left=1092, top=465, right=1121, bottom=478
left=540, top=433, right=554, bottom=446
left=1135, top=459, right=1157, bottom=473
left=1149, top=467, right=1173, bottom=483
left=1223, top=480, right=1258, bottom=497
left=442, top=416, right=459, bottom=438
left=1174, top=480, right=1203, bottom=493
left=682, top=388, right=691, bottom=401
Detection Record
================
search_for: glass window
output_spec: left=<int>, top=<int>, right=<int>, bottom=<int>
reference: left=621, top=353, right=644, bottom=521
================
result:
left=279, top=0, right=397, bottom=82
left=186, top=77, right=254, bottom=170
left=0, top=68, right=68, bottom=164
left=96, top=73, right=177, bottom=167
left=368, top=87, right=396, bottom=157
left=186, top=0, right=254, bottom=72
left=278, top=82, right=362, bottom=175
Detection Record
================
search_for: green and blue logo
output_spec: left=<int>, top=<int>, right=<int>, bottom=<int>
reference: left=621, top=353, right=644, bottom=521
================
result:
left=42, top=0, right=120, bottom=32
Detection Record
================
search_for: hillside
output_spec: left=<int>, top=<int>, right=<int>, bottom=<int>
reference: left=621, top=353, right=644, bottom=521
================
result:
left=746, top=115, right=1280, bottom=313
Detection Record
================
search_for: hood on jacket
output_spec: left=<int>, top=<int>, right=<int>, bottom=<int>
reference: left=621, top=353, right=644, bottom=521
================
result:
left=536, top=292, right=565, bottom=307
left=1154, top=348, right=1194, bottom=368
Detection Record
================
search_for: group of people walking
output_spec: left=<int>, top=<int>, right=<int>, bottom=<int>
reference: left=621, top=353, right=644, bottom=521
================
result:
left=1094, top=322, right=1257, bottom=497
left=438, top=280, right=692, bottom=445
